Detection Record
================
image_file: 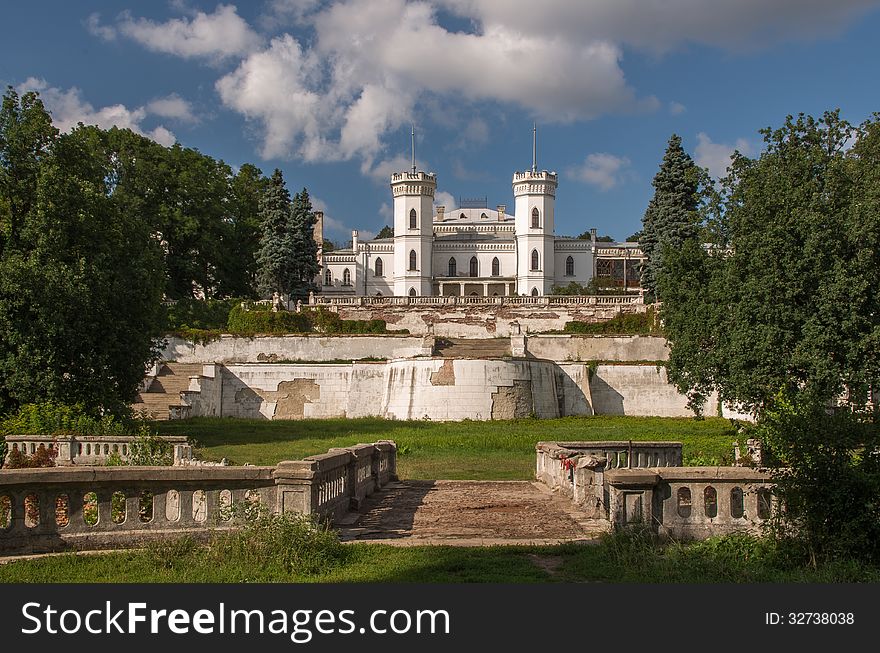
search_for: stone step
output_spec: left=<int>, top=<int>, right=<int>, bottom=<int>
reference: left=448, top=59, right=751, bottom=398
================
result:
left=134, top=362, right=202, bottom=420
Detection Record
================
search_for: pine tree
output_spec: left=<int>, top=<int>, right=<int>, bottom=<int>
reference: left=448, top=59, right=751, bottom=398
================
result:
left=256, top=169, right=295, bottom=297
left=288, top=187, right=320, bottom=297
left=639, top=134, right=702, bottom=298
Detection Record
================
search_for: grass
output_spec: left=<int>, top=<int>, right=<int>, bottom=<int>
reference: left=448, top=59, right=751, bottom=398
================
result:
left=3, top=531, right=878, bottom=584
left=154, top=415, right=738, bottom=480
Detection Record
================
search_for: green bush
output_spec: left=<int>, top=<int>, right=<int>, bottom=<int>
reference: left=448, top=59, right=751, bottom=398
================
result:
left=5, top=444, right=57, bottom=469
left=564, top=307, right=660, bottom=335
left=165, top=298, right=243, bottom=331
left=0, top=402, right=141, bottom=437
left=226, top=304, right=313, bottom=334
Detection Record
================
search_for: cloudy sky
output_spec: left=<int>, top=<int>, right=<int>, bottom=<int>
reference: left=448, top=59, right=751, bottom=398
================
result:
left=4, top=1, right=880, bottom=242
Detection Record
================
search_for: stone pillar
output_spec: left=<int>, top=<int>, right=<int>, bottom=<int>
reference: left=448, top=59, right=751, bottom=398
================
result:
left=273, top=461, right=318, bottom=515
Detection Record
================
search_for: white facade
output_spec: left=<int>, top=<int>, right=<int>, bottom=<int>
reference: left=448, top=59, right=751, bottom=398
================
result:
left=319, top=165, right=637, bottom=297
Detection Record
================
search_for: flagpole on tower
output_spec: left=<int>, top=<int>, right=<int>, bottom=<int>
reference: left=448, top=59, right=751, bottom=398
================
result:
left=411, top=123, right=416, bottom=174
left=532, top=122, right=537, bottom=173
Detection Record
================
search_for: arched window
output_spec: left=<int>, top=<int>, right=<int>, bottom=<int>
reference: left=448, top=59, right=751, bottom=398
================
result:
left=342, top=268, right=351, bottom=286
left=409, top=250, right=417, bottom=270
left=531, top=287, right=539, bottom=297
left=408, top=287, right=417, bottom=297
left=565, top=255, right=574, bottom=276
left=677, top=487, right=692, bottom=518
left=480, top=212, right=488, bottom=220
left=531, top=207, right=539, bottom=228
left=375, top=257, right=383, bottom=277
left=491, top=257, right=500, bottom=276
left=409, top=208, right=417, bottom=229
left=730, top=487, right=745, bottom=519
left=324, top=269, right=332, bottom=286
left=704, top=486, right=718, bottom=518
left=531, top=249, right=539, bottom=271
left=448, top=257, right=457, bottom=277
left=469, top=256, right=478, bottom=277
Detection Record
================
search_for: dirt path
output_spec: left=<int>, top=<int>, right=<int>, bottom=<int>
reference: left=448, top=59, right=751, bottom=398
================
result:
left=338, top=480, right=606, bottom=546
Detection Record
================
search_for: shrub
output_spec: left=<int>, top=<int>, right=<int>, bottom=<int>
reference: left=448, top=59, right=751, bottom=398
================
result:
left=164, top=298, right=243, bottom=332
left=0, top=402, right=135, bottom=437
left=226, top=304, right=313, bottom=334
left=5, top=444, right=57, bottom=469
left=127, top=432, right=173, bottom=466
left=564, top=307, right=660, bottom=335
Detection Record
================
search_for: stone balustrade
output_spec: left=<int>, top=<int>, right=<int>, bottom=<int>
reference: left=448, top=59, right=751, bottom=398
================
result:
left=4, top=435, right=192, bottom=467
left=606, top=466, right=774, bottom=539
left=308, top=295, right=643, bottom=307
left=535, top=441, right=774, bottom=539
left=0, top=440, right=397, bottom=555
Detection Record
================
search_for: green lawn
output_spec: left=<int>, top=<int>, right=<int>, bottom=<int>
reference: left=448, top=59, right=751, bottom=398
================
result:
left=155, top=415, right=738, bottom=480
left=3, top=537, right=877, bottom=584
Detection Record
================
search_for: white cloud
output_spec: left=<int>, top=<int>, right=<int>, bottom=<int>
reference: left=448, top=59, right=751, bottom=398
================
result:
left=17, top=78, right=177, bottom=146
left=566, top=153, right=632, bottom=191
left=434, top=191, right=456, bottom=209
left=437, top=0, right=879, bottom=53
left=100, top=4, right=262, bottom=60
left=694, top=132, right=754, bottom=180
left=85, top=13, right=117, bottom=41
left=146, top=94, right=199, bottom=123
left=107, top=0, right=877, bottom=177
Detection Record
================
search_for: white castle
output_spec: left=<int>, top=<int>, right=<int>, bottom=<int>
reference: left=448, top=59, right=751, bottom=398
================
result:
left=316, top=131, right=643, bottom=298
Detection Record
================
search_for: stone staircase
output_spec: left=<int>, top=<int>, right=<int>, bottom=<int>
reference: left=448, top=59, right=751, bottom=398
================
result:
left=132, top=363, right=202, bottom=420
left=433, top=338, right=511, bottom=359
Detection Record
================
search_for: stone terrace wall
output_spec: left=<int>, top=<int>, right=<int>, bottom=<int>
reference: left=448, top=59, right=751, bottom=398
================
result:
left=333, top=303, right=648, bottom=337
left=162, top=334, right=431, bottom=364
left=527, top=335, right=668, bottom=362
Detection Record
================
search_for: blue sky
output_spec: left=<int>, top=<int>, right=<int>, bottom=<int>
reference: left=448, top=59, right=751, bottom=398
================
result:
left=3, top=1, right=880, bottom=242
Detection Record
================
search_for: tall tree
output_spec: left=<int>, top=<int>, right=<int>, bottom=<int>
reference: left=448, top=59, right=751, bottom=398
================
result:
left=256, top=169, right=296, bottom=298
left=639, top=134, right=703, bottom=298
left=658, top=111, right=880, bottom=562
left=0, top=116, right=165, bottom=414
left=0, top=87, right=57, bottom=253
left=289, top=187, right=320, bottom=297
left=221, top=163, right=268, bottom=298
left=375, top=225, right=394, bottom=239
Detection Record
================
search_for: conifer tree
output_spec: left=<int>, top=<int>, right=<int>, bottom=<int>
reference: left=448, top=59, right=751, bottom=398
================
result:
left=639, top=134, right=702, bottom=298
left=289, top=187, right=320, bottom=297
left=256, top=169, right=295, bottom=298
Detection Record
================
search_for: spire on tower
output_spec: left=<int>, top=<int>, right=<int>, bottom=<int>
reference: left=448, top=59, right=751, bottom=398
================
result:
left=532, top=122, right=537, bottom=173
left=411, top=123, right=416, bottom=174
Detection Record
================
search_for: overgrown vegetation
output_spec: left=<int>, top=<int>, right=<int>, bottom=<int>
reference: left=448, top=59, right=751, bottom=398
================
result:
left=2, top=528, right=877, bottom=583
left=563, top=307, right=659, bottom=335
left=225, top=305, right=403, bottom=335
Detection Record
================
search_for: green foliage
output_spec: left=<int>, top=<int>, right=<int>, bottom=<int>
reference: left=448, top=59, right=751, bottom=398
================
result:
left=552, top=277, right=638, bottom=296
left=164, top=297, right=242, bottom=331
left=226, top=304, right=313, bottom=334
left=563, top=308, right=659, bottom=335
left=0, top=94, right=167, bottom=414
left=288, top=188, right=320, bottom=298
left=639, top=134, right=706, bottom=299
left=550, top=281, right=590, bottom=295
left=375, top=225, right=394, bottom=239
left=755, top=394, right=880, bottom=564
left=256, top=169, right=296, bottom=298
left=0, top=402, right=140, bottom=436
left=208, top=507, right=345, bottom=575
left=127, top=431, right=173, bottom=466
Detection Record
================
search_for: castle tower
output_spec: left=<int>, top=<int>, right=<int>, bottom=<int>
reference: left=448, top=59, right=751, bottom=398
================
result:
left=514, top=124, right=557, bottom=295
left=391, top=170, right=436, bottom=296
left=513, top=169, right=557, bottom=295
